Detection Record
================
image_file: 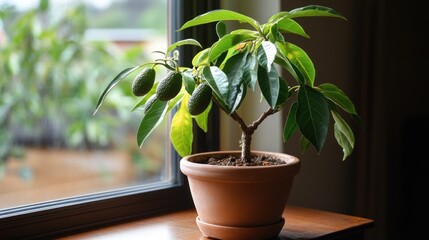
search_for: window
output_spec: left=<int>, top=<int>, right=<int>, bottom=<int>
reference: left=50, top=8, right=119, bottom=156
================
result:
left=0, top=0, right=219, bottom=238
left=0, top=0, right=170, bottom=208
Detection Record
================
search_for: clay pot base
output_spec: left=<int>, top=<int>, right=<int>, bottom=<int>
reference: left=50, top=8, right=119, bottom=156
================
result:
left=196, top=217, right=285, bottom=240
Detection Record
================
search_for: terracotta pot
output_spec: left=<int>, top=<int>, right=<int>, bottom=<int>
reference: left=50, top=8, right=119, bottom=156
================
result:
left=180, top=150, right=300, bottom=240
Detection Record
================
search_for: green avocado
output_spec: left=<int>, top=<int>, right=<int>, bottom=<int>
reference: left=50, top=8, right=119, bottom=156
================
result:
left=188, top=82, right=212, bottom=115
left=132, top=68, right=155, bottom=97
left=156, top=72, right=182, bottom=101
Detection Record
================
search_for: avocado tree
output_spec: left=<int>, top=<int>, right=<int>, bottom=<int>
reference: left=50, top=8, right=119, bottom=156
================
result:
left=94, top=6, right=360, bottom=163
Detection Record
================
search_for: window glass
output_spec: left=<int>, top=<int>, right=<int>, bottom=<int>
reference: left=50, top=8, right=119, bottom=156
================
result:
left=0, top=0, right=169, bottom=209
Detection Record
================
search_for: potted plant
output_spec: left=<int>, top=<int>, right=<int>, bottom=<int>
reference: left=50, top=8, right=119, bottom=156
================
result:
left=94, top=4, right=359, bottom=240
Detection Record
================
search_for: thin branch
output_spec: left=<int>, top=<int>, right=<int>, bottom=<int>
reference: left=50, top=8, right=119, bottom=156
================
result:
left=230, top=111, right=248, bottom=132
left=211, top=97, right=249, bottom=132
left=249, top=107, right=277, bottom=131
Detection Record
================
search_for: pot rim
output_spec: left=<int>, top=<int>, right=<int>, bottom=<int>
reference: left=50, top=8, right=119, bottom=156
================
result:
left=180, top=150, right=300, bottom=183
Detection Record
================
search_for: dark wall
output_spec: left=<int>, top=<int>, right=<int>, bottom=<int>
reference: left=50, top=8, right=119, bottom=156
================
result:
left=384, top=0, right=429, bottom=239
left=281, top=0, right=429, bottom=239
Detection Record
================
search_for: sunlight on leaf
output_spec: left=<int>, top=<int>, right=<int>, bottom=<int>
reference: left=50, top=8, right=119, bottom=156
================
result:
left=167, top=39, right=202, bottom=54
left=257, top=41, right=277, bottom=72
left=170, top=94, right=193, bottom=157
left=277, top=18, right=309, bottom=38
left=216, top=21, right=226, bottom=38
left=179, top=9, right=260, bottom=31
left=209, top=33, right=256, bottom=62
left=331, top=110, right=355, bottom=160
left=284, top=42, right=315, bottom=86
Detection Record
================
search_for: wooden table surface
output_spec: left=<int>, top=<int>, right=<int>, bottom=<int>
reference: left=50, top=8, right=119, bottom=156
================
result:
left=60, top=206, right=374, bottom=240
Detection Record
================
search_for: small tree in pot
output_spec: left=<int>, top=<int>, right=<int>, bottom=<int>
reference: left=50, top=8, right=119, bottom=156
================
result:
left=95, top=4, right=359, bottom=240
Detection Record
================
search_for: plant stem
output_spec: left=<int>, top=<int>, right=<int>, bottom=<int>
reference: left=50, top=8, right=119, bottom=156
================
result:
left=210, top=96, right=278, bottom=162
left=231, top=107, right=277, bottom=162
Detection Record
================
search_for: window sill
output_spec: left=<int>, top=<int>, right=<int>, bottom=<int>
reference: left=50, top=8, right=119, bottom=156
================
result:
left=59, top=206, right=374, bottom=240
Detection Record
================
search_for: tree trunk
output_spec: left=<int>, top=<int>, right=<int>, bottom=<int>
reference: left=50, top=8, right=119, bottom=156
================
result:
left=241, top=131, right=252, bottom=162
left=231, top=108, right=277, bottom=163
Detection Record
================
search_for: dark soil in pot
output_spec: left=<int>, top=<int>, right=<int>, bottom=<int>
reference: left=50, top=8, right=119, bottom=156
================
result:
left=206, top=154, right=286, bottom=166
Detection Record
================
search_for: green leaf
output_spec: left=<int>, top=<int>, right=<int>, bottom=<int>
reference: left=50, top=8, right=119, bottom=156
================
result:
left=283, top=102, right=298, bottom=142
left=271, top=5, right=346, bottom=23
left=331, top=110, right=355, bottom=160
left=300, top=135, right=311, bottom=153
left=289, top=5, right=347, bottom=20
left=217, top=47, right=240, bottom=69
left=195, top=100, right=212, bottom=132
left=288, top=59, right=306, bottom=85
left=242, top=53, right=258, bottom=91
left=296, top=85, right=330, bottom=153
left=232, top=83, right=247, bottom=113
left=202, top=66, right=230, bottom=112
left=216, top=21, right=227, bottom=38
left=179, top=9, right=260, bottom=31
left=283, top=42, right=315, bottom=86
left=277, top=18, right=309, bottom=38
left=319, top=83, right=357, bottom=115
left=257, top=41, right=277, bottom=72
left=94, top=66, right=141, bottom=115
left=192, top=48, right=210, bottom=67
left=137, top=100, right=168, bottom=147
left=268, top=11, right=287, bottom=23
left=276, top=76, right=289, bottom=107
left=214, top=51, right=228, bottom=67
left=268, top=23, right=279, bottom=42
left=222, top=51, right=247, bottom=112
left=182, top=70, right=196, bottom=94
left=167, top=39, right=202, bottom=54
left=209, top=33, right=256, bottom=62
left=257, top=64, right=279, bottom=108
left=275, top=29, right=285, bottom=44
left=274, top=55, right=301, bottom=84
left=170, top=94, right=193, bottom=157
